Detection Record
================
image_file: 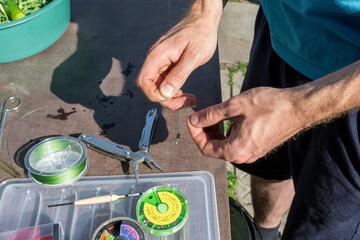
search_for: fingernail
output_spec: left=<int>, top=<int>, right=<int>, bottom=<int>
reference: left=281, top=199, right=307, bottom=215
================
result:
left=190, top=114, right=199, bottom=125
left=160, top=83, right=175, bottom=99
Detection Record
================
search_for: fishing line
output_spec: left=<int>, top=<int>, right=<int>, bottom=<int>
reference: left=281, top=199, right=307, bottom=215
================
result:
left=0, top=157, right=19, bottom=178
left=107, top=164, right=131, bottom=176
left=1, top=106, right=66, bottom=180
left=25, top=136, right=89, bottom=187
left=30, top=156, right=87, bottom=186
left=0, top=105, right=49, bottom=179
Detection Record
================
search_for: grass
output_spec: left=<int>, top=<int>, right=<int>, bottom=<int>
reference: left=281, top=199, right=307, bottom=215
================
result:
left=223, top=120, right=231, bottom=133
left=227, top=61, right=248, bottom=87
left=223, top=60, right=248, bottom=149
left=227, top=170, right=238, bottom=200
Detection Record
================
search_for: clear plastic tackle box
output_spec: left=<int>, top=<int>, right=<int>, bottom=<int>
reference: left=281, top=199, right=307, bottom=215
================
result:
left=0, top=171, right=220, bottom=239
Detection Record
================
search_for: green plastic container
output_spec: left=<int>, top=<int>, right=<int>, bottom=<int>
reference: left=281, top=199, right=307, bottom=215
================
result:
left=0, top=0, right=70, bottom=63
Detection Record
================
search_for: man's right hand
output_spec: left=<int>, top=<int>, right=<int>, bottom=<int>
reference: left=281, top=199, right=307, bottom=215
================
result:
left=136, top=0, right=223, bottom=110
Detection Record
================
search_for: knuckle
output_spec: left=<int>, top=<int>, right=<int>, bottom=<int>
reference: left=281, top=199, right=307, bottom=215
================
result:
left=224, top=98, right=239, bottom=117
left=204, top=106, right=216, bottom=122
left=186, top=48, right=201, bottom=61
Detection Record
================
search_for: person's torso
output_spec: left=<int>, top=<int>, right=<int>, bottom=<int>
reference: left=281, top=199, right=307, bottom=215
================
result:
left=261, top=0, right=360, bottom=80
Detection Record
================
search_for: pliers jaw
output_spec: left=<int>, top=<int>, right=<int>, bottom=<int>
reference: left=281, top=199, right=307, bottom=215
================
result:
left=130, top=151, right=164, bottom=183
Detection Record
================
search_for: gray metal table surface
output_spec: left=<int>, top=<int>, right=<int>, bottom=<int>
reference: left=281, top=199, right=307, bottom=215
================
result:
left=0, top=0, right=230, bottom=239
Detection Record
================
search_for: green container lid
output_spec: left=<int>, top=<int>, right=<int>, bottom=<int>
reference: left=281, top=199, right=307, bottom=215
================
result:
left=0, top=0, right=70, bottom=63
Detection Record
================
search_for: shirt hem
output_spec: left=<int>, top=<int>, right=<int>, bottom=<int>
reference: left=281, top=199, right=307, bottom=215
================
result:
left=271, top=37, right=329, bottom=80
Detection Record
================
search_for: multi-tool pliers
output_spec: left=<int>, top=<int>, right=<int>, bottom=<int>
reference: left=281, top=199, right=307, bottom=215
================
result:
left=79, top=108, right=163, bottom=182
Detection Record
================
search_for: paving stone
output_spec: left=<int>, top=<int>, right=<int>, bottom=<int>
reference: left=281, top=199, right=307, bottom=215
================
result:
left=218, top=2, right=258, bottom=63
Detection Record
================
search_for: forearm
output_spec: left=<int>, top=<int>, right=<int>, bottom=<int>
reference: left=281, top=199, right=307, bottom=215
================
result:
left=187, top=0, right=224, bottom=27
left=289, top=60, right=360, bottom=130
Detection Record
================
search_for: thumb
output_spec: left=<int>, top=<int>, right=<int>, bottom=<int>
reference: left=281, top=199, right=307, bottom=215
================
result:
left=159, top=49, right=202, bottom=99
left=189, top=101, right=234, bottom=127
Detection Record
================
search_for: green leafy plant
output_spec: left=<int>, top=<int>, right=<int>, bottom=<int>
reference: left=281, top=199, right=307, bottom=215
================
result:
left=227, top=61, right=248, bottom=86
left=0, top=2, right=10, bottom=23
left=227, top=170, right=238, bottom=200
left=223, top=120, right=231, bottom=134
left=0, top=0, right=52, bottom=24
left=224, top=61, right=248, bottom=132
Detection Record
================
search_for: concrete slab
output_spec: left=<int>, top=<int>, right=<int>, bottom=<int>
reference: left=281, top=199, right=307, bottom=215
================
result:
left=218, top=1, right=258, bottom=102
left=218, top=2, right=258, bottom=64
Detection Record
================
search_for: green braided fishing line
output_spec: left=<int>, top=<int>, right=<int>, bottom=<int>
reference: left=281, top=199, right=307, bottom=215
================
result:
left=31, top=158, right=87, bottom=185
left=25, top=137, right=88, bottom=186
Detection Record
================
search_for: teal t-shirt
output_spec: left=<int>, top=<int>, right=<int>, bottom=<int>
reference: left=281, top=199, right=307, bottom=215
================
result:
left=261, top=0, right=360, bottom=80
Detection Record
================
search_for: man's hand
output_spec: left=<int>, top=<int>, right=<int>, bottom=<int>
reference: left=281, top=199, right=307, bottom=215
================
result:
left=187, top=59, right=360, bottom=163
left=187, top=87, right=303, bottom=163
left=136, top=0, right=223, bottom=110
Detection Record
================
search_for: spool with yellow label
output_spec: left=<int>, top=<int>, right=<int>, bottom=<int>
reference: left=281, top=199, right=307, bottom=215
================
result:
left=136, top=185, right=189, bottom=236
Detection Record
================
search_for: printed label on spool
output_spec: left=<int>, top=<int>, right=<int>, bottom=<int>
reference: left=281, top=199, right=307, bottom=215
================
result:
left=99, top=229, right=112, bottom=240
left=143, top=191, right=181, bottom=225
left=136, top=185, right=189, bottom=236
left=92, top=217, right=145, bottom=240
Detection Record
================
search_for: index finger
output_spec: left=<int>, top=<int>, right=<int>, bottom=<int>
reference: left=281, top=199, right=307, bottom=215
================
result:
left=136, top=50, right=169, bottom=102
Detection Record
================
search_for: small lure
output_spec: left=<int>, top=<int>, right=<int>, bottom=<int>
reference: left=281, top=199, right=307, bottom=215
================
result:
left=175, top=133, right=180, bottom=144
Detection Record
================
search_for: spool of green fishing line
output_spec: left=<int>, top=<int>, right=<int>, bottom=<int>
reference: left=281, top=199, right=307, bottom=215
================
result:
left=25, top=136, right=89, bottom=187
left=136, top=185, right=189, bottom=236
